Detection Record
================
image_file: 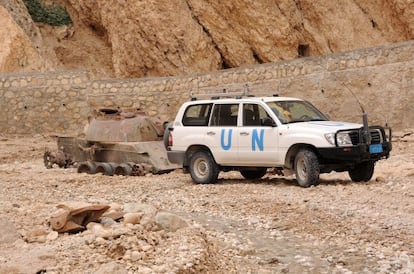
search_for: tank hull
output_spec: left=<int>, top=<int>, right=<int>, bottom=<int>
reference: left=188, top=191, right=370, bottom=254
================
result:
left=44, top=108, right=179, bottom=175
left=56, top=136, right=179, bottom=174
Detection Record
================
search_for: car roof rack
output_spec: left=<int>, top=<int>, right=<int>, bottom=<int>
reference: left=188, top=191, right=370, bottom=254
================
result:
left=190, top=84, right=252, bottom=101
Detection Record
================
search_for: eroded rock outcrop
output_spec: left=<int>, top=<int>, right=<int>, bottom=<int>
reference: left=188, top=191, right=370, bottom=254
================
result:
left=65, top=0, right=222, bottom=78
left=0, top=0, right=413, bottom=78
left=0, top=5, right=47, bottom=73
left=61, top=0, right=414, bottom=78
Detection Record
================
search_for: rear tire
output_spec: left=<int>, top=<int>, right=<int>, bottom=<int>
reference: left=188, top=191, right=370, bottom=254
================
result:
left=189, top=151, right=219, bottom=184
left=348, top=161, right=375, bottom=182
left=240, top=168, right=267, bottom=180
left=294, top=149, right=320, bottom=187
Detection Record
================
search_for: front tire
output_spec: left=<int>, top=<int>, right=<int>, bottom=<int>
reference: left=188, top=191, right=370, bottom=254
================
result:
left=294, top=149, right=320, bottom=187
left=189, top=151, right=219, bottom=184
left=240, top=168, right=267, bottom=180
left=348, top=161, right=375, bottom=182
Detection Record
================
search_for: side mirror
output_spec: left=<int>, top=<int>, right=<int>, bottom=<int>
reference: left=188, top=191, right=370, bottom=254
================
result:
left=262, top=117, right=276, bottom=127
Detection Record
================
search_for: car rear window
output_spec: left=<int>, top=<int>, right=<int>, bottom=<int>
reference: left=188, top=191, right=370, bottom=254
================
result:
left=182, top=103, right=212, bottom=126
left=210, top=104, right=239, bottom=126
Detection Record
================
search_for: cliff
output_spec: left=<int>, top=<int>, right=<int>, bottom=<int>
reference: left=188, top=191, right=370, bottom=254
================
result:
left=0, top=0, right=413, bottom=78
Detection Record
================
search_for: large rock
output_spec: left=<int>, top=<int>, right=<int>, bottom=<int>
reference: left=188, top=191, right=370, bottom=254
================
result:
left=0, top=5, right=46, bottom=73
left=154, top=211, right=188, bottom=232
left=123, top=203, right=158, bottom=217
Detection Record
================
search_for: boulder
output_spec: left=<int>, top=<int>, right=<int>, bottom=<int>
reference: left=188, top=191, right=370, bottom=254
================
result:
left=123, top=203, right=158, bottom=217
left=123, top=212, right=143, bottom=225
left=154, top=211, right=188, bottom=232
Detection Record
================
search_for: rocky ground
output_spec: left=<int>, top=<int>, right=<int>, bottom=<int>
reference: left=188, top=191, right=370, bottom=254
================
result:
left=0, top=132, right=413, bottom=274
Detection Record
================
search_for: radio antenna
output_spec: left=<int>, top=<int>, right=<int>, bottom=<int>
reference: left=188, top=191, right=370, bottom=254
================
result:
left=320, top=70, right=371, bottom=144
left=340, top=81, right=366, bottom=113
left=338, top=81, right=370, bottom=142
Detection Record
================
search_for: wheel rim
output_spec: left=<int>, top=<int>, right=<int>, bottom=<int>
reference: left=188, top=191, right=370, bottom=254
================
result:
left=296, top=158, right=308, bottom=181
left=194, top=158, right=209, bottom=179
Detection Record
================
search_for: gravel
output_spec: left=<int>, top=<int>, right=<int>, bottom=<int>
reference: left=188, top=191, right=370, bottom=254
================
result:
left=0, top=133, right=413, bottom=273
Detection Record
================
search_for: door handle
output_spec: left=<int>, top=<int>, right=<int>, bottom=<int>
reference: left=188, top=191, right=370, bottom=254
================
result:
left=207, top=131, right=216, bottom=136
left=240, top=132, right=250, bottom=136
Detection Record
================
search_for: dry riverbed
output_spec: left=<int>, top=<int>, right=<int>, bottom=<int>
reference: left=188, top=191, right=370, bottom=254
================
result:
left=0, top=132, right=413, bottom=273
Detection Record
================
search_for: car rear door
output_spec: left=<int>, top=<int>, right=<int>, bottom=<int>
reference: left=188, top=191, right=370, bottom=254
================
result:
left=204, top=103, right=240, bottom=165
left=173, top=103, right=212, bottom=152
left=237, top=103, right=279, bottom=166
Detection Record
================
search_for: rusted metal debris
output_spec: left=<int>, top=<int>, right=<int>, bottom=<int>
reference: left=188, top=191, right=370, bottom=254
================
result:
left=44, top=108, right=179, bottom=176
left=44, top=147, right=73, bottom=169
left=50, top=202, right=110, bottom=233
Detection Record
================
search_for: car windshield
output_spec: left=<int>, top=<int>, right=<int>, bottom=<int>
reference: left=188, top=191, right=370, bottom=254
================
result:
left=266, top=100, right=328, bottom=124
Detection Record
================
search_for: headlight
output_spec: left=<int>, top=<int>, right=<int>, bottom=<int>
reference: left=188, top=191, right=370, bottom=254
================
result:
left=325, top=132, right=352, bottom=146
left=324, top=133, right=335, bottom=145
left=336, top=132, right=352, bottom=146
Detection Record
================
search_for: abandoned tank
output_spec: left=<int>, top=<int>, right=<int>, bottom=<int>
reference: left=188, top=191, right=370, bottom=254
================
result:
left=44, top=108, right=179, bottom=176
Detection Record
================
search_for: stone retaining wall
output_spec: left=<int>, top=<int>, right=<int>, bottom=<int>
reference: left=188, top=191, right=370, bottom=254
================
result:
left=0, top=40, right=413, bottom=135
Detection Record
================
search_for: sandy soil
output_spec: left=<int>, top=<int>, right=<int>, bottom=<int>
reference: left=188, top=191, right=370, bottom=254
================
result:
left=0, top=132, right=413, bottom=273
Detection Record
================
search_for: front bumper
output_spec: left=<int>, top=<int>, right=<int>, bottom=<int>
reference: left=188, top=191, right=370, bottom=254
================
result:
left=317, top=141, right=391, bottom=165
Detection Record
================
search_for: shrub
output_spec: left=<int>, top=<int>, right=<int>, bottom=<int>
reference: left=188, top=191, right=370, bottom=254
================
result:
left=23, top=0, right=72, bottom=26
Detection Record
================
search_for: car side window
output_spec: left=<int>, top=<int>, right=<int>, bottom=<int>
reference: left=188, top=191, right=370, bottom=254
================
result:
left=243, top=104, right=272, bottom=126
left=210, top=104, right=239, bottom=126
left=182, top=103, right=212, bottom=126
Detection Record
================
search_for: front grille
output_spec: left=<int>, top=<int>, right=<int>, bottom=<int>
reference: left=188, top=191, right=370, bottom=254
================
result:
left=345, top=128, right=383, bottom=145
left=348, top=131, right=359, bottom=145
left=370, top=129, right=382, bottom=144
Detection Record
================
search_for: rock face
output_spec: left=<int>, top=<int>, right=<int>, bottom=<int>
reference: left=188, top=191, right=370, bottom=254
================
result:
left=0, top=0, right=413, bottom=78
left=65, top=0, right=221, bottom=78
left=0, top=0, right=43, bottom=47
left=0, top=5, right=46, bottom=73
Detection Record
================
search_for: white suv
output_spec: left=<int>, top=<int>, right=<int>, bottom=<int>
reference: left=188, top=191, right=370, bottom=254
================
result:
left=166, top=94, right=392, bottom=187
